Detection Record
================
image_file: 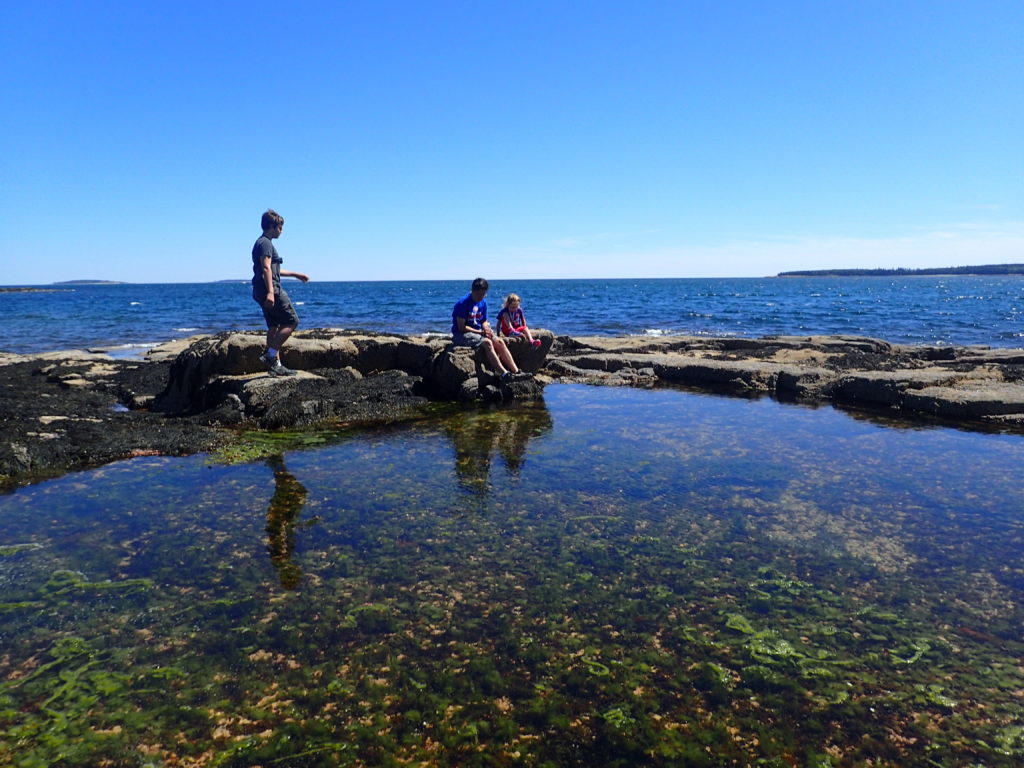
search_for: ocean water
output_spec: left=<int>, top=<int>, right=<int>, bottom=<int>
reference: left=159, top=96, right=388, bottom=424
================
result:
left=3, top=275, right=1024, bottom=354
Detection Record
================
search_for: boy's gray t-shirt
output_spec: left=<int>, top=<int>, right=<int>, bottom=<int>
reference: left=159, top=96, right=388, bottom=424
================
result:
left=252, top=236, right=282, bottom=292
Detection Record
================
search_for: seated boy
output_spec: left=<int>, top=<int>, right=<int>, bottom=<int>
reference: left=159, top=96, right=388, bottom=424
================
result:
left=451, top=277, right=529, bottom=381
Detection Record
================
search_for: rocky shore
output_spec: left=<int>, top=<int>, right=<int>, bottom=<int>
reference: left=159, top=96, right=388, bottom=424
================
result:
left=3, top=328, right=1024, bottom=487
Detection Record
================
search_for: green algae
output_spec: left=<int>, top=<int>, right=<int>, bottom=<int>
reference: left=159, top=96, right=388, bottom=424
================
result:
left=0, top=542, right=43, bottom=557
left=211, top=428, right=338, bottom=465
left=892, top=638, right=931, bottom=665
left=0, top=636, right=139, bottom=767
left=746, top=630, right=802, bottom=664
left=341, top=603, right=396, bottom=633
left=725, top=612, right=756, bottom=634
left=41, top=569, right=153, bottom=596
left=912, top=683, right=957, bottom=709
left=582, top=655, right=611, bottom=676
left=0, top=599, right=45, bottom=614
left=992, top=723, right=1024, bottom=757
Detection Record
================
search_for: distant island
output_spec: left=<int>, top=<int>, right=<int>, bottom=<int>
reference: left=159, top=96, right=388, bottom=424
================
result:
left=52, top=280, right=127, bottom=285
left=778, top=264, right=1024, bottom=277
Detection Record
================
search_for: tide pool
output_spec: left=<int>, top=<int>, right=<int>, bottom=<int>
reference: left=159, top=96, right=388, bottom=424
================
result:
left=1, top=383, right=1022, bottom=766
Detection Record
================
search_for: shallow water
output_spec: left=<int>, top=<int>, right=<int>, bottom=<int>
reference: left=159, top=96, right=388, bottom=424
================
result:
left=2, top=384, right=1023, bottom=766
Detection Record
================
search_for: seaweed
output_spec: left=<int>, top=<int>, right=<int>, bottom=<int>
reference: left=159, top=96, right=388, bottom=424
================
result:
left=0, top=542, right=43, bottom=557
left=211, top=428, right=339, bottom=465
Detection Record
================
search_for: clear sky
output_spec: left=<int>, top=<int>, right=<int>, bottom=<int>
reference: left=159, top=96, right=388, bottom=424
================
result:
left=3, top=0, right=1021, bottom=284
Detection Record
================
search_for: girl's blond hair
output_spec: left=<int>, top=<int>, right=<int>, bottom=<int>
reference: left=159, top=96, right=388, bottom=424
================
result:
left=503, top=293, right=521, bottom=308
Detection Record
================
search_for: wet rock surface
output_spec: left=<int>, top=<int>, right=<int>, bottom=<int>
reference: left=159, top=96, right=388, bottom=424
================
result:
left=3, top=329, right=1023, bottom=487
left=552, top=333, right=1024, bottom=424
left=0, top=354, right=227, bottom=487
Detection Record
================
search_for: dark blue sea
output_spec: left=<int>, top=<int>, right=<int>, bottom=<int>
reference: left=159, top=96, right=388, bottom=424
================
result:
left=3, top=275, right=1023, bottom=355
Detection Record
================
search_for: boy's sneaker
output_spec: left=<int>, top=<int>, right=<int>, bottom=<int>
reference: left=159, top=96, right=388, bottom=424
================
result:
left=500, top=372, right=514, bottom=383
left=513, top=371, right=533, bottom=380
left=267, top=359, right=297, bottom=377
left=259, top=352, right=296, bottom=377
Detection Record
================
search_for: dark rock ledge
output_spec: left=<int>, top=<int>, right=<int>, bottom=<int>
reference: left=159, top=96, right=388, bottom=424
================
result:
left=3, top=329, right=1023, bottom=487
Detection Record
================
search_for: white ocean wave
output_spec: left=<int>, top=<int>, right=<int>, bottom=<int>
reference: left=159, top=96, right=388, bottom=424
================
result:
left=99, top=343, right=160, bottom=360
left=692, top=329, right=739, bottom=337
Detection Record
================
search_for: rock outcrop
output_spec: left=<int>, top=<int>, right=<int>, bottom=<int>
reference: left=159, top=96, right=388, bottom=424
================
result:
left=549, top=334, right=1024, bottom=424
left=152, top=329, right=552, bottom=417
left=4, top=330, right=1024, bottom=487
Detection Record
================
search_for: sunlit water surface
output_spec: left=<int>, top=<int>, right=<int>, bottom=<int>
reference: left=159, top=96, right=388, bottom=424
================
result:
left=2, top=384, right=1023, bottom=766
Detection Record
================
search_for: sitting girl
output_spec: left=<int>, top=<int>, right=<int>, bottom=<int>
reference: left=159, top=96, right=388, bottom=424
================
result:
left=497, top=293, right=541, bottom=347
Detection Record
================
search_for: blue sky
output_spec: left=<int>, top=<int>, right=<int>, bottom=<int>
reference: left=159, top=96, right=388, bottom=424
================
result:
left=3, top=0, right=1021, bottom=283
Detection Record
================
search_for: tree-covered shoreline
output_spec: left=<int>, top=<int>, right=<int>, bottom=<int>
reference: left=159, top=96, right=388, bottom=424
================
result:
left=778, top=264, right=1024, bottom=277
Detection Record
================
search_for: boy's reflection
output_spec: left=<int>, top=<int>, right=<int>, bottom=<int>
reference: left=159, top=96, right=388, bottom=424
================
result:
left=447, top=403, right=553, bottom=492
left=265, top=454, right=308, bottom=590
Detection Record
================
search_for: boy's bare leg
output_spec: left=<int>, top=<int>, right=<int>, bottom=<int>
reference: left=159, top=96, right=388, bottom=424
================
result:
left=268, top=325, right=294, bottom=352
left=481, top=339, right=509, bottom=375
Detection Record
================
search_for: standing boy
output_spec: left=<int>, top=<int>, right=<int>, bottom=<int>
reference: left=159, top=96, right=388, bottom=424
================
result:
left=451, top=277, right=528, bottom=381
left=252, top=209, right=309, bottom=376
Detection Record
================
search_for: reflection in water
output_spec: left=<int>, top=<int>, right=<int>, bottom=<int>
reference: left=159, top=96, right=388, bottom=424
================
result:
left=265, top=454, right=308, bottom=589
left=446, top=401, right=554, bottom=492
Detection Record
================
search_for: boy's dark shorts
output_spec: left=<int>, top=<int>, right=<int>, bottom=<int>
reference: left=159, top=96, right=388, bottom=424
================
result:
left=254, top=288, right=300, bottom=328
left=452, top=332, right=486, bottom=349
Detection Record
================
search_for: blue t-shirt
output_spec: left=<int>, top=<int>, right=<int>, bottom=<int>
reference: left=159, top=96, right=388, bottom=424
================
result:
left=451, top=293, right=487, bottom=334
